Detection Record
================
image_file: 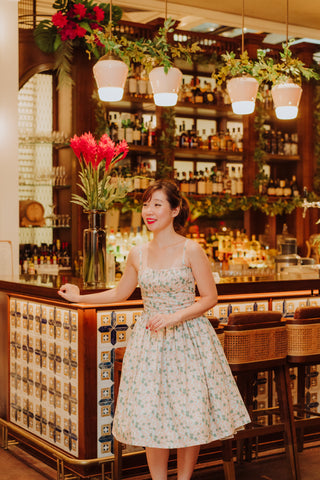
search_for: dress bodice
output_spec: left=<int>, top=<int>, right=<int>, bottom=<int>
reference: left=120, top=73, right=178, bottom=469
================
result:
left=138, top=241, right=195, bottom=315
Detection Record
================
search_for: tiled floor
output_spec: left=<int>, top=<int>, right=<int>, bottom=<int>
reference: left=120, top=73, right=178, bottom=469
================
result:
left=1, top=443, right=320, bottom=479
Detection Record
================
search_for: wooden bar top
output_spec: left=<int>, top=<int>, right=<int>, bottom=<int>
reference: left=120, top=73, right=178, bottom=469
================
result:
left=0, top=273, right=319, bottom=303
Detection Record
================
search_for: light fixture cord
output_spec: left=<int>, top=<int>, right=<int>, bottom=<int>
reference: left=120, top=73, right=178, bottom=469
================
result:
left=286, top=0, right=289, bottom=46
left=241, top=0, right=244, bottom=54
left=109, top=0, right=112, bottom=38
left=165, top=0, right=167, bottom=20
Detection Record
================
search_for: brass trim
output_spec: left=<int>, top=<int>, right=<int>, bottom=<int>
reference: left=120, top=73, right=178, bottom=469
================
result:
left=0, top=419, right=113, bottom=479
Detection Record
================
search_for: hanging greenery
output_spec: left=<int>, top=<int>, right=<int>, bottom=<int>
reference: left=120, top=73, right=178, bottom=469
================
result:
left=156, top=107, right=176, bottom=179
left=253, top=101, right=269, bottom=192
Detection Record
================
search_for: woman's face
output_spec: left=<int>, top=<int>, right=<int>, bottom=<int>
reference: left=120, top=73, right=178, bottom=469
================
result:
left=142, top=189, right=179, bottom=232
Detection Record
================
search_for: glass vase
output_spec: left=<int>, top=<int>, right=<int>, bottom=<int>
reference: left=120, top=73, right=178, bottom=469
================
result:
left=83, top=211, right=107, bottom=287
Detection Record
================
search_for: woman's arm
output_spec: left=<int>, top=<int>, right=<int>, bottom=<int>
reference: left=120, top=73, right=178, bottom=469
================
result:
left=147, top=241, right=217, bottom=331
left=58, top=247, right=139, bottom=304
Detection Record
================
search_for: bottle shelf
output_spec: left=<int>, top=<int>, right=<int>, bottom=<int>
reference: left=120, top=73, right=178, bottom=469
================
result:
left=266, top=154, right=300, bottom=162
left=127, top=144, right=157, bottom=154
left=174, top=148, right=243, bottom=160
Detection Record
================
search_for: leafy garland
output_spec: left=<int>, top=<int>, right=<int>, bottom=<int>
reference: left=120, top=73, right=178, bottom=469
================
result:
left=156, top=107, right=176, bottom=179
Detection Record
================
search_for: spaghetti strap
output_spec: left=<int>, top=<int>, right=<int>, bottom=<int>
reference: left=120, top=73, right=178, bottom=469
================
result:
left=182, top=239, right=189, bottom=266
left=139, top=245, right=143, bottom=269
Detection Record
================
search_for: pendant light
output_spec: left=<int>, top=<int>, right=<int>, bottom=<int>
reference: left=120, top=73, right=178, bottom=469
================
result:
left=271, top=0, right=302, bottom=120
left=227, top=0, right=259, bottom=115
left=93, top=0, right=128, bottom=102
left=148, top=0, right=182, bottom=107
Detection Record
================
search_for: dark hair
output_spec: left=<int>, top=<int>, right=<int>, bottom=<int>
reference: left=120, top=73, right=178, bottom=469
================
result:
left=142, top=180, right=189, bottom=233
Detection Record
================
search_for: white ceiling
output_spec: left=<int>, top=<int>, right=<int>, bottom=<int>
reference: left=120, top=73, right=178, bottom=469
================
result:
left=33, top=0, right=320, bottom=44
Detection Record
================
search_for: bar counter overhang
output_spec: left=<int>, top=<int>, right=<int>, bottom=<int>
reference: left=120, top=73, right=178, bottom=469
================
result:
left=0, top=273, right=320, bottom=477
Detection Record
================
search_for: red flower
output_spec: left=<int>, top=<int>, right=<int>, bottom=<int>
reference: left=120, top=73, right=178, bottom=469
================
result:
left=98, top=134, right=116, bottom=171
left=114, top=140, right=129, bottom=162
left=73, top=3, right=87, bottom=19
left=70, top=132, right=97, bottom=167
left=52, top=11, right=68, bottom=29
left=93, top=6, right=105, bottom=23
left=75, top=25, right=87, bottom=38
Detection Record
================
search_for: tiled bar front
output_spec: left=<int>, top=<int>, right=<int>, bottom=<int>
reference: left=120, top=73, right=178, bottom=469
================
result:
left=1, top=277, right=320, bottom=467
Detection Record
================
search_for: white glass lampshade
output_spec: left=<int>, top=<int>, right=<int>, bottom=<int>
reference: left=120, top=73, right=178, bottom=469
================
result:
left=271, top=82, right=302, bottom=120
left=227, top=76, right=259, bottom=115
left=231, top=100, right=255, bottom=115
left=149, top=67, right=182, bottom=107
left=93, top=54, right=128, bottom=102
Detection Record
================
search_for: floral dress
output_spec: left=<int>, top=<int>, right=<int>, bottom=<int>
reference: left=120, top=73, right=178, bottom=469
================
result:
left=112, top=240, right=250, bottom=448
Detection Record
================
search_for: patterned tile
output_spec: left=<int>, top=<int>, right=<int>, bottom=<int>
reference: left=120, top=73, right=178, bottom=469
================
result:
left=9, top=298, right=79, bottom=456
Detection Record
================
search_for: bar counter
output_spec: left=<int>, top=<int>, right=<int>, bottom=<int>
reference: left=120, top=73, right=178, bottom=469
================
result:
left=1, top=273, right=320, bottom=477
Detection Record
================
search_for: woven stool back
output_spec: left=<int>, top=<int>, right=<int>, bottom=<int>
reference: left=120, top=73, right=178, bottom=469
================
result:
left=224, top=311, right=287, bottom=369
left=287, top=306, right=320, bottom=363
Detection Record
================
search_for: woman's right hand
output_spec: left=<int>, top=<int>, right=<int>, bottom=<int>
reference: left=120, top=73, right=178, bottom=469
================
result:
left=58, top=283, right=81, bottom=303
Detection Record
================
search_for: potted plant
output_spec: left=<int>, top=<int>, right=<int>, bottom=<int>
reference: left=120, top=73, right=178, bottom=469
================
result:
left=33, top=0, right=122, bottom=89
left=256, top=40, right=319, bottom=119
left=88, top=18, right=201, bottom=106
left=212, top=50, right=260, bottom=115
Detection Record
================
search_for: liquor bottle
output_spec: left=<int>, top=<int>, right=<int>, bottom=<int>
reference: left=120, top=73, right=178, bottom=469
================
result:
left=179, top=122, right=189, bottom=148
left=267, top=178, right=276, bottom=196
left=216, top=170, right=223, bottom=194
left=140, top=121, right=148, bottom=146
left=236, top=128, right=243, bottom=153
left=283, top=178, right=292, bottom=197
left=211, top=167, right=218, bottom=194
left=147, top=118, right=156, bottom=147
left=197, top=170, right=206, bottom=195
left=219, top=131, right=227, bottom=151
left=109, top=114, right=118, bottom=142
left=203, top=81, right=215, bottom=104
left=188, top=171, right=197, bottom=194
left=133, top=115, right=141, bottom=145
left=290, top=133, right=299, bottom=156
left=189, top=125, right=198, bottom=149
left=236, top=168, right=244, bottom=195
left=126, top=119, right=134, bottom=144
left=225, top=129, right=234, bottom=151
left=201, top=129, right=209, bottom=150
left=210, top=131, right=220, bottom=151
left=180, top=171, right=189, bottom=193
left=291, top=175, right=300, bottom=197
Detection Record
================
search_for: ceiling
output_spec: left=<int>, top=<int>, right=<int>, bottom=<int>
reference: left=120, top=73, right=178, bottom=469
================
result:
left=33, top=0, right=320, bottom=45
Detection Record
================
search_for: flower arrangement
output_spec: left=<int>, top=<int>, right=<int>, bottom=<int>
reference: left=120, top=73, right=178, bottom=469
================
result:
left=34, top=0, right=122, bottom=88
left=70, top=132, right=131, bottom=211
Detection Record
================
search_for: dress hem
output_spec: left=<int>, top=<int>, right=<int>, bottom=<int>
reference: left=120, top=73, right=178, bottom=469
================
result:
left=113, top=422, right=251, bottom=449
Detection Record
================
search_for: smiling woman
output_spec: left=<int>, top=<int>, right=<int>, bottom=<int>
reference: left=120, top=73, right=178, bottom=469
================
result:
left=58, top=178, right=250, bottom=480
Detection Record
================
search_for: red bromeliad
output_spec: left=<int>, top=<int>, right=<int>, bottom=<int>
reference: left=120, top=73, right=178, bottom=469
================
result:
left=70, top=132, right=130, bottom=211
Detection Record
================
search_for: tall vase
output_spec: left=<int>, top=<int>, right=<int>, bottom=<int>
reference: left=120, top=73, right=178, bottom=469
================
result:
left=83, top=211, right=107, bottom=287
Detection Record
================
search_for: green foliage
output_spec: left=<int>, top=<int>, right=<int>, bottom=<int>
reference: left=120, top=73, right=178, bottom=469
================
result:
left=256, top=40, right=319, bottom=86
left=213, top=51, right=258, bottom=84
left=88, top=18, right=202, bottom=74
left=186, top=194, right=304, bottom=220
left=156, top=108, right=176, bottom=179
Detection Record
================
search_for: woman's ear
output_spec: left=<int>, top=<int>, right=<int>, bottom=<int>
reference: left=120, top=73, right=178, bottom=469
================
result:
left=171, top=206, right=180, bottom=218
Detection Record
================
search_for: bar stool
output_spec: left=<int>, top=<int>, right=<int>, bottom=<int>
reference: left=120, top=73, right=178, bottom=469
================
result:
left=222, top=311, right=301, bottom=480
left=287, top=306, right=320, bottom=451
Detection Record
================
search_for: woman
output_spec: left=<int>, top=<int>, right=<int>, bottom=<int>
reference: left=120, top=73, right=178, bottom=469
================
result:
left=58, top=180, right=250, bottom=480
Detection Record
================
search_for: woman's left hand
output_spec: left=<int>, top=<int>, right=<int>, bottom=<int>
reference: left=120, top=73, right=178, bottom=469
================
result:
left=146, top=312, right=181, bottom=331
